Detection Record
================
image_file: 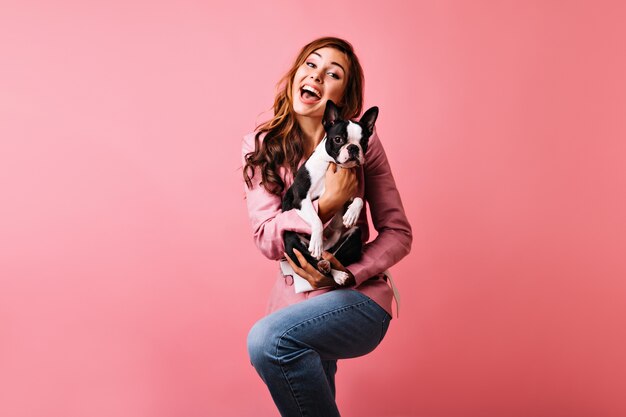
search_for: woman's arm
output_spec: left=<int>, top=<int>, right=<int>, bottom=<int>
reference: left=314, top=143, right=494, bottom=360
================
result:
left=242, top=133, right=314, bottom=260
left=346, top=129, right=413, bottom=285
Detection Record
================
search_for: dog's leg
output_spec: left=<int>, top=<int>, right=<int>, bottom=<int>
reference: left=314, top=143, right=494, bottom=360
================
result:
left=330, top=269, right=349, bottom=285
left=343, top=197, right=363, bottom=228
left=284, top=231, right=324, bottom=271
left=326, top=226, right=362, bottom=285
left=297, top=197, right=324, bottom=259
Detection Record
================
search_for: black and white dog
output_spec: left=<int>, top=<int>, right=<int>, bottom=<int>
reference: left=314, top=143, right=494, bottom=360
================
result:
left=282, top=100, right=379, bottom=285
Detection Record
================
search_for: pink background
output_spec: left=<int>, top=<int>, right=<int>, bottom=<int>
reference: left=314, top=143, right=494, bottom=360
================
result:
left=1, top=1, right=625, bottom=416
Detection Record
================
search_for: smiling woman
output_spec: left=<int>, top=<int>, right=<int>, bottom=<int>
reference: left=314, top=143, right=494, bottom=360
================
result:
left=292, top=47, right=351, bottom=157
left=293, top=48, right=347, bottom=107
left=242, top=36, right=412, bottom=416
left=243, top=39, right=365, bottom=197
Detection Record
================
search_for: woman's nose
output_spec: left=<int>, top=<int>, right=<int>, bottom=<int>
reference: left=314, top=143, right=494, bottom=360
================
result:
left=309, top=70, right=322, bottom=83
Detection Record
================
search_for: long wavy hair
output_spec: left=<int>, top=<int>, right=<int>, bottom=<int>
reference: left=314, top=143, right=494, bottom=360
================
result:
left=243, top=36, right=365, bottom=195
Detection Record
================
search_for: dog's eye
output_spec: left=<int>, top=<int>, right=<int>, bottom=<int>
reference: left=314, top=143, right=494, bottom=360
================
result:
left=333, top=137, right=343, bottom=144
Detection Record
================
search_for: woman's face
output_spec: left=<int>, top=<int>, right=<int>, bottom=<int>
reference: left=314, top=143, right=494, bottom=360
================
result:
left=291, top=47, right=349, bottom=119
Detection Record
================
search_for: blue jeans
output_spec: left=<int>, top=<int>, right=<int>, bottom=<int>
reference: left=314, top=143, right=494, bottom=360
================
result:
left=247, top=289, right=392, bottom=417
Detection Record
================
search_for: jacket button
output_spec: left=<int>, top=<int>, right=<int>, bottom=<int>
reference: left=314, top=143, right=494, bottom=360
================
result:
left=285, top=275, right=294, bottom=286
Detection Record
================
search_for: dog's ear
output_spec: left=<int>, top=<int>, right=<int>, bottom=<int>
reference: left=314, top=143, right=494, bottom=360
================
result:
left=322, top=100, right=340, bottom=129
left=359, top=106, right=379, bottom=135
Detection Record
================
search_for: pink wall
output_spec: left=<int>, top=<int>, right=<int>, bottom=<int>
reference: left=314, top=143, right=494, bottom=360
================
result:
left=1, top=1, right=625, bottom=416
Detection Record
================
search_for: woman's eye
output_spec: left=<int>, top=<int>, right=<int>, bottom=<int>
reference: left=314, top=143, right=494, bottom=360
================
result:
left=327, top=72, right=339, bottom=79
left=306, top=62, right=316, bottom=68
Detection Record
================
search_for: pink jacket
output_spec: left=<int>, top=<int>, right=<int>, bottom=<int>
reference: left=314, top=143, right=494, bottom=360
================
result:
left=242, top=128, right=412, bottom=316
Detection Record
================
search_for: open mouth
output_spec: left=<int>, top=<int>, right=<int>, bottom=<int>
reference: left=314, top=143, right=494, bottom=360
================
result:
left=300, top=85, right=322, bottom=103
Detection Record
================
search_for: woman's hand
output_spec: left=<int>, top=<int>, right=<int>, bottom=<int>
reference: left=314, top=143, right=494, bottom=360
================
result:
left=284, top=249, right=356, bottom=289
left=318, top=163, right=358, bottom=223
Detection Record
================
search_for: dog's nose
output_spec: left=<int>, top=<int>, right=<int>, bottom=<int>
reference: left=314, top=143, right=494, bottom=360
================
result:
left=347, top=144, right=359, bottom=158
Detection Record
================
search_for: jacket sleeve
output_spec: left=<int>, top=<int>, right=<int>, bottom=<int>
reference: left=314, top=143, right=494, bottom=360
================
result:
left=346, top=130, right=413, bottom=285
left=242, top=133, right=318, bottom=260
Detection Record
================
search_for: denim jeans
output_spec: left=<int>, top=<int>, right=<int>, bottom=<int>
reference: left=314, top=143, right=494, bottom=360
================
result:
left=247, top=289, right=392, bottom=417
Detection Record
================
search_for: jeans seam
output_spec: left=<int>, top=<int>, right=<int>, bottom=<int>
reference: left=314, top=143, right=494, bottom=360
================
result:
left=273, top=292, right=374, bottom=416
left=379, top=314, right=391, bottom=344
left=279, top=363, right=305, bottom=417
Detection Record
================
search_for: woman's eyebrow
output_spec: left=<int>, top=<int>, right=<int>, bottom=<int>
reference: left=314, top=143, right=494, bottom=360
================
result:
left=311, top=52, right=346, bottom=74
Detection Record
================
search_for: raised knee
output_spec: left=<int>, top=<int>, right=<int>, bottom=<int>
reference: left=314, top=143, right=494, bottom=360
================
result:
left=247, top=319, right=276, bottom=369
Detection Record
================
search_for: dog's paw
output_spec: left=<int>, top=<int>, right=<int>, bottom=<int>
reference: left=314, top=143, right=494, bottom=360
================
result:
left=317, top=259, right=331, bottom=274
left=308, top=234, right=323, bottom=259
left=343, top=207, right=360, bottom=228
left=343, top=198, right=363, bottom=228
left=331, top=269, right=349, bottom=286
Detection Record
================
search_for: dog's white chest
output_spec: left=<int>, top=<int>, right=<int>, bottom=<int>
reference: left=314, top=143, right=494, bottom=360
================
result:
left=308, top=171, right=326, bottom=200
left=303, top=154, right=330, bottom=200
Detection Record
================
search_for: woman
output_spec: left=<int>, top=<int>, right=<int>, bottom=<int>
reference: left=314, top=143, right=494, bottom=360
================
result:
left=242, top=36, right=412, bottom=416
